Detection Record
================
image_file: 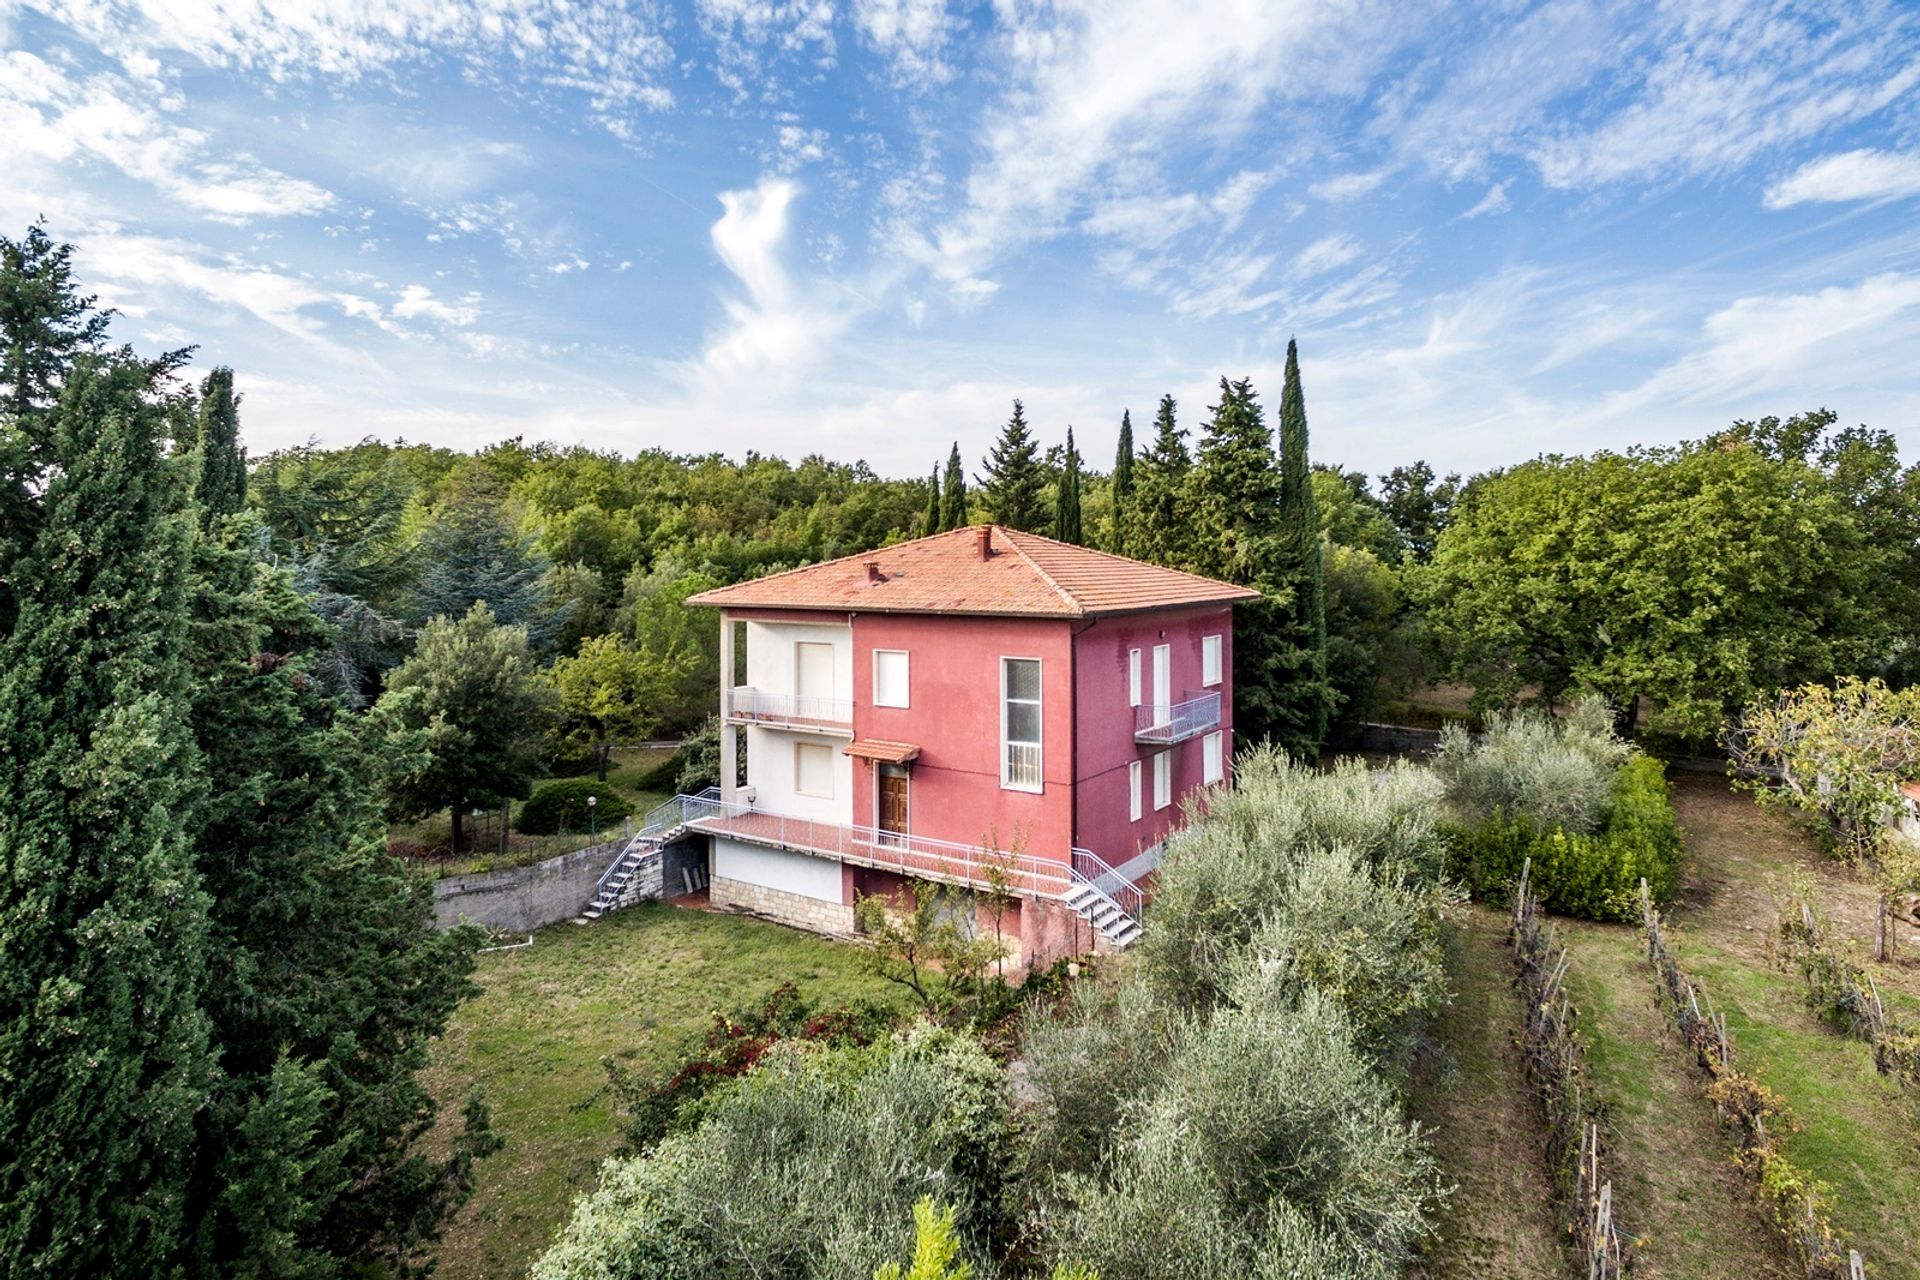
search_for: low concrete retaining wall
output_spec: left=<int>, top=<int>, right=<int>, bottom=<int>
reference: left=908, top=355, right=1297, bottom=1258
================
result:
left=433, top=838, right=628, bottom=933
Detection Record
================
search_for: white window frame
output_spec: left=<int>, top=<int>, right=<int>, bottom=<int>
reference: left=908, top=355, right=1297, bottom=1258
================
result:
left=872, top=649, right=910, bottom=708
left=1129, top=759, right=1142, bottom=821
left=1152, top=750, right=1172, bottom=810
left=1203, top=730, right=1224, bottom=785
left=1000, top=657, right=1043, bottom=792
left=1153, top=643, right=1171, bottom=713
left=1127, top=648, right=1142, bottom=707
left=1202, top=634, right=1223, bottom=687
left=793, top=741, right=834, bottom=799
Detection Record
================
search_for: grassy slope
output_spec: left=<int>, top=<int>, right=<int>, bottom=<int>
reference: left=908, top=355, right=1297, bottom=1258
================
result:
left=423, top=903, right=906, bottom=1280
left=1408, top=905, right=1567, bottom=1279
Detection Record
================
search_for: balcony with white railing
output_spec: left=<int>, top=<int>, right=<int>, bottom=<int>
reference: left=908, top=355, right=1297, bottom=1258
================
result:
left=1133, top=690, right=1220, bottom=745
left=679, top=792, right=1073, bottom=900
left=725, top=685, right=855, bottom=735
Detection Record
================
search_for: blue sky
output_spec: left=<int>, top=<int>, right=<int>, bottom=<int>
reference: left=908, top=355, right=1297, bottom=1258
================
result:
left=3, top=0, right=1917, bottom=479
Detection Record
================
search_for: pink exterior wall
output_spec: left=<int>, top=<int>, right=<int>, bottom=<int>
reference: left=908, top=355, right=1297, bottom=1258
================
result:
left=1071, top=605, right=1234, bottom=867
left=849, top=613, right=1076, bottom=864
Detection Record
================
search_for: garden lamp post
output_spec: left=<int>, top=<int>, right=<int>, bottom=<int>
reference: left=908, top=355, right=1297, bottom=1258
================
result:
left=588, top=794, right=597, bottom=844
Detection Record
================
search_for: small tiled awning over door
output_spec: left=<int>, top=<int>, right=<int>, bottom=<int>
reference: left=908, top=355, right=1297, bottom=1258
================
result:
left=843, top=739, right=922, bottom=765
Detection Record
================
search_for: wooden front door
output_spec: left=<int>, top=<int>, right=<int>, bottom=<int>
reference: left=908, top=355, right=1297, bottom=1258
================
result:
left=878, top=766, right=909, bottom=844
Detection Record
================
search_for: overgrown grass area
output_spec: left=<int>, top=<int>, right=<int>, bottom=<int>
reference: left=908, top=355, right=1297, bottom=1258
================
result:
left=1407, top=905, right=1565, bottom=1279
left=391, top=746, right=678, bottom=876
left=422, top=903, right=908, bottom=1280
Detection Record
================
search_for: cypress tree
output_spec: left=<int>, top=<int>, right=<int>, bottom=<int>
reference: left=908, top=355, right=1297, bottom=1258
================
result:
left=1128, top=394, right=1192, bottom=568
left=1274, top=337, right=1334, bottom=752
left=1107, top=409, right=1134, bottom=552
left=939, top=442, right=968, bottom=530
left=977, top=400, right=1045, bottom=531
left=919, top=463, right=941, bottom=537
left=193, top=367, right=247, bottom=527
left=1053, top=426, right=1084, bottom=544
left=0, top=356, right=217, bottom=1274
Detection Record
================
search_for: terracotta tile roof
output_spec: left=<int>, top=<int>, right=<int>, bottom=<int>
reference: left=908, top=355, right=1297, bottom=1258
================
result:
left=685, top=525, right=1259, bottom=618
left=843, top=739, right=922, bottom=764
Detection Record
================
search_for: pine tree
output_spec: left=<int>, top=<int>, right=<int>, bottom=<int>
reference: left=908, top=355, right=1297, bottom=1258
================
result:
left=408, top=462, right=559, bottom=647
left=0, top=222, right=114, bottom=425
left=193, top=366, right=248, bottom=527
left=939, top=443, right=968, bottom=531
left=1273, top=337, right=1334, bottom=753
left=1053, top=427, right=1084, bottom=544
left=1128, top=394, right=1192, bottom=567
left=1188, top=377, right=1283, bottom=582
left=920, top=463, right=942, bottom=537
left=977, top=400, right=1045, bottom=531
left=1107, top=409, right=1135, bottom=552
left=0, top=356, right=217, bottom=1274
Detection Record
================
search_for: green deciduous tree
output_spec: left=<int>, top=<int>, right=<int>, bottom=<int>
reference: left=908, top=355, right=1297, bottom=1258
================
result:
left=1053, top=426, right=1084, bottom=545
left=1375, top=461, right=1459, bottom=564
left=381, top=601, right=555, bottom=852
left=978, top=401, right=1045, bottom=531
left=0, top=355, right=216, bottom=1275
left=1106, top=410, right=1134, bottom=553
left=940, top=442, right=968, bottom=531
left=1414, top=437, right=1882, bottom=741
left=550, top=633, right=692, bottom=780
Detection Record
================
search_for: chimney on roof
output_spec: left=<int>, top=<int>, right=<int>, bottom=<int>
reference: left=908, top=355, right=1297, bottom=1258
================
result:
left=864, top=559, right=886, bottom=584
left=976, top=526, right=992, bottom=560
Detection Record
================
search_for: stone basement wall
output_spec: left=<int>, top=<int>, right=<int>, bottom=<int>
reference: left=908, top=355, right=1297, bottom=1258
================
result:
left=710, top=875, right=857, bottom=936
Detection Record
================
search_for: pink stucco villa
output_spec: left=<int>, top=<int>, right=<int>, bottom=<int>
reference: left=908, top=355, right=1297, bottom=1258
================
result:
left=667, top=524, right=1257, bottom=967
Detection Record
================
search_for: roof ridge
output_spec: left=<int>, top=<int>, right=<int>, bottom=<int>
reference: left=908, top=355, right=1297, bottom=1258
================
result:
left=685, top=524, right=969, bottom=597
left=999, top=525, right=1247, bottom=591
left=993, top=525, right=1082, bottom=614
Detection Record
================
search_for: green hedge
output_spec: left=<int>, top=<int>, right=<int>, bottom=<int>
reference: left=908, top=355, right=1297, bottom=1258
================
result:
left=517, top=779, right=635, bottom=836
left=1449, top=755, right=1681, bottom=921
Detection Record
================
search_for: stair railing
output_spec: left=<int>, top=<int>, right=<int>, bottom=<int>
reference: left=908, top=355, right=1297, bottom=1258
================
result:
left=591, top=787, right=722, bottom=903
left=1069, top=846, right=1144, bottom=921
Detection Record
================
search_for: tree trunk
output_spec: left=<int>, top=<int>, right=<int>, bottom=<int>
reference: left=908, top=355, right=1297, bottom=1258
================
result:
left=596, top=742, right=611, bottom=782
left=1876, top=890, right=1889, bottom=962
left=451, top=805, right=465, bottom=856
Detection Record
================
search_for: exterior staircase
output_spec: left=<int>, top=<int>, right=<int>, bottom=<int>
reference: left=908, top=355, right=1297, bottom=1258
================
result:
left=1066, top=847, right=1144, bottom=949
left=576, top=788, right=718, bottom=923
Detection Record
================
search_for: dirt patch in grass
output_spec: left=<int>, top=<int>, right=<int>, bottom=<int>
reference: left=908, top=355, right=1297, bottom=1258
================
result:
left=423, top=902, right=906, bottom=1280
left=1409, top=905, right=1567, bottom=1279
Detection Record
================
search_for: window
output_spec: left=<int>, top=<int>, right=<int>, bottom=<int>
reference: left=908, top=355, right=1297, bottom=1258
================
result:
left=1203, top=730, right=1224, bottom=785
left=1127, top=648, right=1141, bottom=707
left=1129, top=760, right=1142, bottom=821
left=1153, top=643, right=1170, bottom=712
left=1153, top=750, right=1172, bottom=810
left=794, top=742, right=834, bottom=798
left=873, top=649, right=909, bottom=708
left=1202, top=634, right=1222, bottom=687
left=1001, top=658, right=1042, bottom=791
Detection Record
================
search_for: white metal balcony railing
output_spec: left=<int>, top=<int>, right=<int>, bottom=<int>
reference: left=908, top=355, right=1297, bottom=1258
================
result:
left=679, top=792, right=1072, bottom=899
left=725, top=685, right=854, bottom=733
left=1134, top=691, right=1221, bottom=745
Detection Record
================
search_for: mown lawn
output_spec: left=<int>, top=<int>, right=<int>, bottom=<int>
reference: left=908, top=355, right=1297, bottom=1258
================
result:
left=423, top=902, right=907, bottom=1280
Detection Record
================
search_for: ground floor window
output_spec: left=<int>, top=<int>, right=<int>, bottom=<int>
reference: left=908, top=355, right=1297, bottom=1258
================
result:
left=1203, top=730, right=1224, bottom=785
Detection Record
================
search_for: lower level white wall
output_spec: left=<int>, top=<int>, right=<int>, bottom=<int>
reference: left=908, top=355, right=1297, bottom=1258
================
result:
left=746, top=726, right=854, bottom=823
left=712, top=837, right=844, bottom=903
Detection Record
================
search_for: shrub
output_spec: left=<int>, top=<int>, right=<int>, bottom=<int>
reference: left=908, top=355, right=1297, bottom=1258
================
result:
left=1433, top=694, right=1627, bottom=834
left=1045, top=992, right=1439, bottom=1280
left=635, top=749, right=685, bottom=793
left=1222, top=844, right=1458, bottom=1072
left=1141, top=750, right=1445, bottom=1007
left=1449, top=754, right=1681, bottom=921
left=516, top=778, right=634, bottom=835
left=1018, top=978, right=1185, bottom=1181
left=534, top=1026, right=1016, bottom=1280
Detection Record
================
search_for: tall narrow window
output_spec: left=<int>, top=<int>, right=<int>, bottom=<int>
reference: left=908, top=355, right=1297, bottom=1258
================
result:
left=1152, top=749, right=1171, bottom=810
left=1203, top=730, right=1224, bottom=785
left=1128, top=648, right=1141, bottom=707
left=1153, top=643, right=1170, bottom=714
left=1129, top=760, right=1142, bottom=821
left=1002, top=657, right=1043, bottom=791
left=873, top=649, right=909, bottom=708
left=794, top=742, right=834, bottom=798
left=1202, top=634, right=1222, bottom=687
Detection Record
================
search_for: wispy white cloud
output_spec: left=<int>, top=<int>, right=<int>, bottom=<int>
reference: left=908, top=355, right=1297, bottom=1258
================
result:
left=1290, top=233, right=1361, bottom=278
left=1458, top=181, right=1509, bottom=219
left=1765, top=149, right=1920, bottom=209
left=852, top=0, right=957, bottom=89
left=698, top=175, right=851, bottom=379
left=1308, top=169, right=1387, bottom=202
left=391, top=284, right=483, bottom=326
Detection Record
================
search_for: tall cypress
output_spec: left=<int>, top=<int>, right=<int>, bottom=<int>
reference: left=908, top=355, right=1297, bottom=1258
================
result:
left=193, top=367, right=248, bottom=528
left=1129, top=394, right=1192, bottom=568
left=0, top=357, right=217, bottom=1274
left=919, top=463, right=941, bottom=537
left=977, top=400, right=1045, bottom=531
left=1053, top=426, right=1083, bottom=544
left=939, top=442, right=968, bottom=530
left=1275, top=337, right=1333, bottom=752
left=1107, top=409, right=1135, bottom=552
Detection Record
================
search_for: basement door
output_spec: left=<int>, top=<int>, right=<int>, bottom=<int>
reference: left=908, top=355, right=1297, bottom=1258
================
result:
left=878, top=764, right=909, bottom=846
